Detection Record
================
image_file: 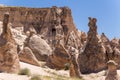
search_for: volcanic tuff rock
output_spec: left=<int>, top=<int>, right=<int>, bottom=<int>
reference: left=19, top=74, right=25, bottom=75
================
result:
left=19, top=47, right=40, bottom=66
left=2, top=6, right=120, bottom=79
left=111, top=38, right=120, bottom=50
left=105, top=60, right=120, bottom=80
left=78, top=17, right=107, bottom=74
left=0, top=13, right=20, bottom=73
left=0, top=6, right=82, bottom=65
left=69, top=46, right=81, bottom=77
left=101, top=33, right=120, bottom=69
left=46, top=44, right=70, bottom=69
left=28, top=34, right=52, bottom=61
left=101, top=33, right=110, bottom=46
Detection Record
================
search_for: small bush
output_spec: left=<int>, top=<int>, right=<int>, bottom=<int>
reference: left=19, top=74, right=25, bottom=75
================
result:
left=30, top=75, right=41, bottom=80
left=18, top=68, right=31, bottom=76
left=64, top=63, right=70, bottom=70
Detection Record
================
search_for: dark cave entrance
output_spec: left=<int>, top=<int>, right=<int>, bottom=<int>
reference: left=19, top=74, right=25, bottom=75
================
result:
left=52, top=28, right=56, bottom=36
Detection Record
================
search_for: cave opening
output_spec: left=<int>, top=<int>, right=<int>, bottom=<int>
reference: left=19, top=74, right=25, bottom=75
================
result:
left=52, top=28, right=56, bottom=36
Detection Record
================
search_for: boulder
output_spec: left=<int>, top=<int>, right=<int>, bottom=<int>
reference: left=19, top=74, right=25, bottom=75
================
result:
left=29, top=34, right=52, bottom=61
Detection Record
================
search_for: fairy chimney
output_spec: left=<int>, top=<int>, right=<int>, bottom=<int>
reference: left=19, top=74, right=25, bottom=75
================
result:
left=0, top=13, right=20, bottom=73
left=105, top=60, right=120, bottom=80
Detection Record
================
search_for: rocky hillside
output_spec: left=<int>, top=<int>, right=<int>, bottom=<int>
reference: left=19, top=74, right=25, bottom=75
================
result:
left=0, top=6, right=120, bottom=80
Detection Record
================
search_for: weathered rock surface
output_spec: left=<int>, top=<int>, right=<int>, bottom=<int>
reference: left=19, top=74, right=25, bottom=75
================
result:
left=105, top=60, right=120, bottom=80
left=11, top=26, right=27, bottom=50
left=78, top=17, right=107, bottom=74
left=19, top=47, right=40, bottom=66
left=112, top=47, right=120, bottom=69
left=69, top=47, right=81, bottom=77
left=46, top=44, right=70, bottom=69
left=101, top=34, right=120, bottom=69
left=111, top=38, right=120, bottom=50
left=0, top=13, right=20, bottom=73
left=29, top=34, right=52, bottom=61
left=0, top=6, right=82, bottom=70
left=101, top=33, right=110, bottom=46
left=3, top=6, right=120, bottom=77
left=42, top=6, right=81, bottom=69
left=80, top=31, right=87, bottom=45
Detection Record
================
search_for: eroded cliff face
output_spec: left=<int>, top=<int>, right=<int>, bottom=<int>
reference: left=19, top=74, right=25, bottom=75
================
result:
left=0, top=6, right=81, bottom=48
left=2, top=6, right=120, bottom=79
left=0, top=6, right=82, bottom=70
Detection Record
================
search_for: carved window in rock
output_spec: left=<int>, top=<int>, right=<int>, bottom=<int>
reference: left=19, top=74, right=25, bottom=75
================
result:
left=52, top=28, right=56, bottom=37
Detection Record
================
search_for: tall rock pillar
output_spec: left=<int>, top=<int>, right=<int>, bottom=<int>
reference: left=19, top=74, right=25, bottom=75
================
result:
left=78, top=17, right=107, bottom=74
left=0, top=13, right=20, bottom=73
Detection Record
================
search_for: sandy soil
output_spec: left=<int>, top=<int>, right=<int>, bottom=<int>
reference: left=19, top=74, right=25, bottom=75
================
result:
left=0, top=62, right=69, bottom=80
left=1, top=62, right=119, bottom=80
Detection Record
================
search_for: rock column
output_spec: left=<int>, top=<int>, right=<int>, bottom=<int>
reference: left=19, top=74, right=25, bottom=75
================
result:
left=105, top=60, right=120, bottom=80
left=0, top=13, right=20, bottom=73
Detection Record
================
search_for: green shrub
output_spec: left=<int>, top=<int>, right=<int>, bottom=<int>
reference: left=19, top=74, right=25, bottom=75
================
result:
left=18, top=68, right=31, bottom=76
left=64, top=63, right=70, bottom=70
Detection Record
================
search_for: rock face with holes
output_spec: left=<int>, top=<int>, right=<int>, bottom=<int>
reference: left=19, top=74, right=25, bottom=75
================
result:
left=42, top=6, right=81, bottom=69
left=2, top=6, right=120, bottom=78
left=0, top=13, right=20, bottom=73
left=78, top=17, right=107, bottom=74
left=0, top=6, right=82, bottom=64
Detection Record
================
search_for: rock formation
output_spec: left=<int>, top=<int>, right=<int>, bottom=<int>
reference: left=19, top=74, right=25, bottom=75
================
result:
left=111, top=38, right=120, bottom=50
left=69, top=47, right=81, bottom=77
left=28, top=34, right=52, bottom=61
left=46, top=44, right=70, bottom=69
left=105, top=60, right=120, bottom=80
left=112, top=47, right=120, bottom=69
left=101, top=33, right=120, bottom=69
left=0, top=6, right=82, bottom=71
left=78, top=17, right=107, bottom=74
left=44, top=6, right=81, bottom=69
left=101, top=33, right=110, bottom=46
left=2, top=6, right=120, bottom=78
left=0, top=13, right=20, bottom=73
left=19, top=47, right=40, bottom=66
left=80, top=31, right=87, bottom=45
